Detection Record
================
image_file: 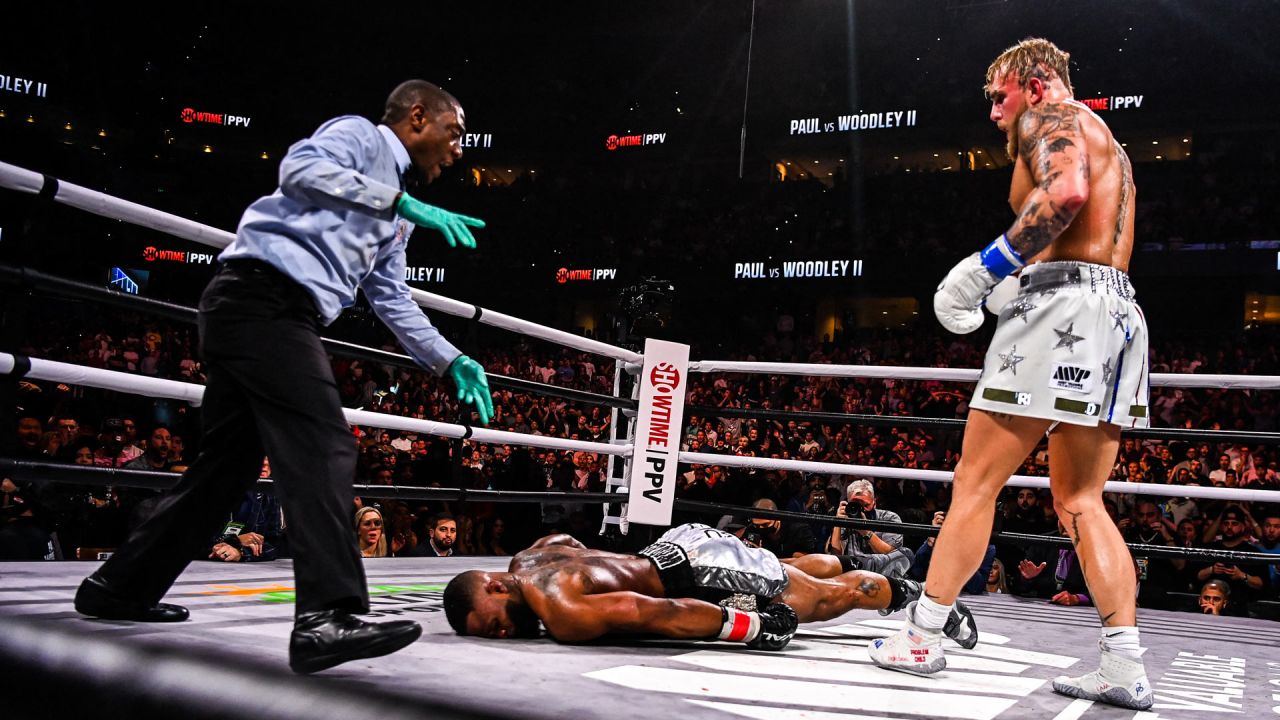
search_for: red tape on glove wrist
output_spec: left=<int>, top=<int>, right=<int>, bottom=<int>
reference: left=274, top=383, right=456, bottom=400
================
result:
left=717, top=607, right=760, bottom=642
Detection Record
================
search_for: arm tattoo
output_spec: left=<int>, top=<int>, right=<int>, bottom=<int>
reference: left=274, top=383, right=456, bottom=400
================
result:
left=1113, top=139, right=1133, bottom=245
left=1007, top=104, right=1088, bottom=259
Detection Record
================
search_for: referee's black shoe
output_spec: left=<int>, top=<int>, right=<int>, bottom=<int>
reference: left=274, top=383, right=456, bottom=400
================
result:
left=289, top=609, right=422, bottom=674
left=74, top=573, right=190, bottom=623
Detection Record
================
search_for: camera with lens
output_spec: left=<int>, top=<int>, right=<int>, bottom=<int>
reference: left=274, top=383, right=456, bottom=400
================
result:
left=807, top=488, right=829, bottom=513
left=847, top=500, right=871, bottom=519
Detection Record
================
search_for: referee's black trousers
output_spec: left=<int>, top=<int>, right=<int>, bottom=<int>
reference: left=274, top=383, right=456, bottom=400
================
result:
left=97, top=260, right=368, bottom=616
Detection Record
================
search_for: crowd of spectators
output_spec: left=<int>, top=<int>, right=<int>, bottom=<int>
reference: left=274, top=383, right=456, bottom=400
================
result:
left=3, top=299, right=1279, bottom=621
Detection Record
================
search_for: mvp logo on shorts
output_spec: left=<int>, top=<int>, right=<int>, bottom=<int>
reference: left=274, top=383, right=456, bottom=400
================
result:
left=1050, top=364, right=1095, bottom=393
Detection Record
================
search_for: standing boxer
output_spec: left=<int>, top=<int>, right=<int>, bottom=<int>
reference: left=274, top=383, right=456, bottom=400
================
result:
left=869, top=38, right=1152, bottom=711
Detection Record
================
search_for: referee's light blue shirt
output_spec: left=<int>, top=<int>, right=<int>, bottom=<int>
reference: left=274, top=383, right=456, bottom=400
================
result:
left=220, top=116, right=461, bottom=376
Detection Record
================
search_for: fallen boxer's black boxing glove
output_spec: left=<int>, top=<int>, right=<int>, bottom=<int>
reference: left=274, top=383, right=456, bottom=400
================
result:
left=716, top=602, right=798, bottom=651
left=748, top=602, right=798, bottom=651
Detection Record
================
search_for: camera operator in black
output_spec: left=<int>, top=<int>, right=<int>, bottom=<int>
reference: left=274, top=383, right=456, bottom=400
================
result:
left=789, top=474, right=839, bottom=543
left=734, top=498, right=820, bottom=559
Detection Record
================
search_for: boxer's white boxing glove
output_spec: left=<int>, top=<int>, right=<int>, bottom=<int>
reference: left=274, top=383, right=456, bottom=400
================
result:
left=934, top=234, right=1024, bottom=334
left=984, top=274, right=1021, bottom=315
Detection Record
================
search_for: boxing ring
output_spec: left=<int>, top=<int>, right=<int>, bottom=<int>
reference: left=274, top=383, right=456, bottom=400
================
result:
left=5, top=556, right=1280, bottom=720
left=3, top=160, right=1280, bottom=720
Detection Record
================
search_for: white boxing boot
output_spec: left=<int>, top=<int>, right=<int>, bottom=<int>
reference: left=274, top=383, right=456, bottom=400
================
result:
left=1052, top=644, right=1153, bottom=711
left=867, top=601, right=945, bottom=676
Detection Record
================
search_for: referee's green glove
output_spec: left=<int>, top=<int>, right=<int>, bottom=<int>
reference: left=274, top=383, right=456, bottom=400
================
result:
left=448, top=355, right=493, bottom=425
left=395, top=194, right=484, bottom=249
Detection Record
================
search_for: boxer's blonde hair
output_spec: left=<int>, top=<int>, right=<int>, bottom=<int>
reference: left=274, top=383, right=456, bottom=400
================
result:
left=985, top=37, right=1073, bottom=95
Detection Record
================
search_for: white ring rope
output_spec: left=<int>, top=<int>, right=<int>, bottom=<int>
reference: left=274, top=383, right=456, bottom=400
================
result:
left=408, top=288, right=641, bottom=365
left=0, top=160, right=236, bottom=250
left=680, top=451, right=1280, bottom=504
left=0, top=160, right=640, bottom=365
left=690, top=359, right=1280, bottom=390
left=3, top=351, right=1275, bottom=505
left=3, top=354, right=208, bottom=407
left=0, top=352, right=628, bottom=459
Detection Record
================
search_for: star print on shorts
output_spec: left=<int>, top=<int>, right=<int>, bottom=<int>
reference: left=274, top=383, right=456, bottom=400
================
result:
left=1110, top=308, right=1129, bottom=331
left=998, top=345, right=1026, bottom=374
left=1006, top=297, right=1037, bottom=323
left=1053, top=322, right=1085, bottom=353
left=1103, top=357, right=1115, bottom=386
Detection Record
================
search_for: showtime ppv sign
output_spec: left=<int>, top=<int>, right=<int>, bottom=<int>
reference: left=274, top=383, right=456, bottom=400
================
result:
left=605, top=132, right=666, bottom=150
left=556, top=267, right=618, bottom=283
left=142, top=246, right=215, bottom=264
left=626, top=339, right=689, bottom=526
left=181, top=107, right=252, bottom=128
left=1079, top=95, right=1145, bottom=111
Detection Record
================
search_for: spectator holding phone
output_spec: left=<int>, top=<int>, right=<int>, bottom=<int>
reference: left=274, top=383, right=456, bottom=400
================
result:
left=1194, top=506, right=1266, bottom=615
left=909, top=510, right=996, bottom=594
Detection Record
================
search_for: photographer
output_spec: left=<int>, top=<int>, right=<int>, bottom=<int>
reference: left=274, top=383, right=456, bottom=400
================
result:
left=791, top=476, right=838, bottom=541
left=829, top=479, right=904, bottom=563
left=736, top=498, right=820, bottom=559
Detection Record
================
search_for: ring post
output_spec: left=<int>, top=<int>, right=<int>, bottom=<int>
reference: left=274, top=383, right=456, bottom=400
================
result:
left=601, top=359, right=634, bottom=536
left=625, top=339, right=690, bottom=526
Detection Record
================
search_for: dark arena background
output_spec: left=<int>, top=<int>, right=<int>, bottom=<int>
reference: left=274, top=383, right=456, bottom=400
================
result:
left=2, top=2, right=1279, bottom=719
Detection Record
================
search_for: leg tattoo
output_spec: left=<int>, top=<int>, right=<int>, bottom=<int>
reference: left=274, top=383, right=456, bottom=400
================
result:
left=1062, top=505, right=1126, bottom=625
left=858, top=577, right=881, bottom=598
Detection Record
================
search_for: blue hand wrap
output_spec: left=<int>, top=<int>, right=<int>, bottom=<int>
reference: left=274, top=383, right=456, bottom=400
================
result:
left=979, top=234, right=1025, bottom=278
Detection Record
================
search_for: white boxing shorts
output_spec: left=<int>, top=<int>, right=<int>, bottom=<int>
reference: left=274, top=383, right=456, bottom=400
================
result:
left=970, top=261, right=1149, bottom=428
left=638, top=523, right=790, bottom=604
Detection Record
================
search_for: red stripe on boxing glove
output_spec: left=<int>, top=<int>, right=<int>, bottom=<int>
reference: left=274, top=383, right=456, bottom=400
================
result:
left=716, top=603, right=798, bottom=651
left=717, top=607, right=761, bottom=643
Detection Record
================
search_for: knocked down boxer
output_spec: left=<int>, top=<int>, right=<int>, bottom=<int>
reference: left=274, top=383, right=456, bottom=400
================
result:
left=443, top=523, right=976, bottom=651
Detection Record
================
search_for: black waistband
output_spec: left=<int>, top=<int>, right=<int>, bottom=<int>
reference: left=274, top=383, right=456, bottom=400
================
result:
left=1020, top=268, right=1078, bottom=290
left=220, top=258, right=287, bottom=279
left=637, top=542, right=694, bottom=594
left=216, top=258, right=315, bottom=315
left=219, top=258, right=306, bottom=292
